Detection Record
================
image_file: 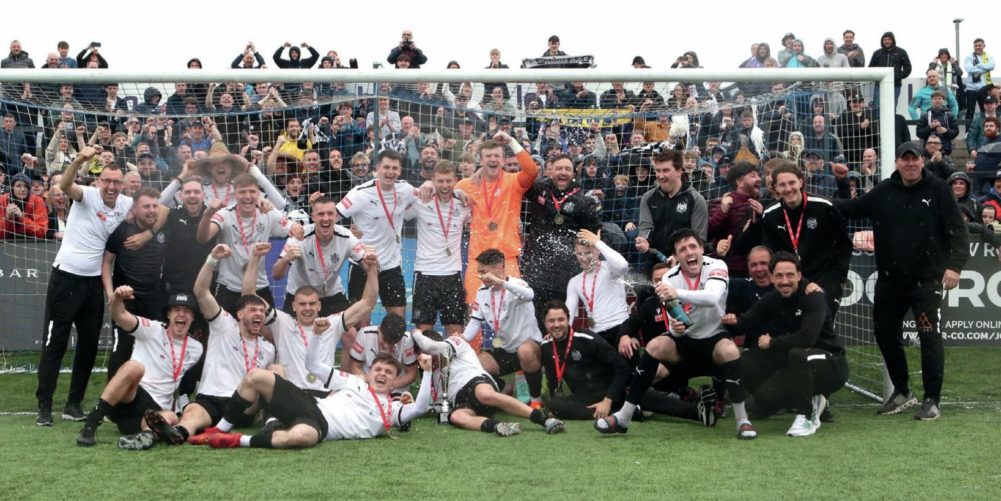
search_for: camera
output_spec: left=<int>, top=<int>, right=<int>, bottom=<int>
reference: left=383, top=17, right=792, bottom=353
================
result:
left=402, top=41, right=413, bottom=49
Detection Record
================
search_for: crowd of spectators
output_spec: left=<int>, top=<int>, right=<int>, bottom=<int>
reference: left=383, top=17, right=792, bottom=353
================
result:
left=1, top=32, right=1000, bottom=254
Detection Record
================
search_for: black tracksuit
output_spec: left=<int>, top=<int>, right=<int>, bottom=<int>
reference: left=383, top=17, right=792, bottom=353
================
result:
left=835, top=168, right=969, bottom=403
left=733, top=281, right=848, bottom=416
left=758, top=194, right=852, bottom=316
left=541, top=330, right=695, bottom=421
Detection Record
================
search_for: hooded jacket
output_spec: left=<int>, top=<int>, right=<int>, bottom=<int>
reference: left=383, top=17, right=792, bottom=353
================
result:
left=834, top=168, right=969, bottom=281
left=1, top=173, right=48, bottom=239
left=946, top=171, right=978, bottom=215
left=868, top=32, right=912, bottom=86
left=817, top=38, right=850, bottom=68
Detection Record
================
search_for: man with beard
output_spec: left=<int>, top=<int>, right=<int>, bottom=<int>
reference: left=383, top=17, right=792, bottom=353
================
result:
left=101, top=189, right=169, bottom=380
left=817, top=38, right=849, bottom=68
left=76, top=288, right=204, bottom=449
left=522, top=153, right=602, bottom=314
left=758, top=161, right=852, bottom=317
left=974, top=117, right=1001, bottom=194
left=148, top=244, right=277, bottom=445
left=596, top=228, right=756, bottom=439
left=708, top=162, right=764, bottom=278
left=868, top=32, right=912, bottom=103
left=836, top=95, right=878, bottom=165
left=635, top=149, right=708, bottom=273
left=164, top=153, right=286, bottom=211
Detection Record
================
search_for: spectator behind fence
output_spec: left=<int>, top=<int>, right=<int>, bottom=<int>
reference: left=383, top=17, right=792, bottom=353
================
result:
left=1, top=172, right=48, bottom=239
left=1, top=113, right=30, bottom=176
left=388, top=30, right=428, bottom=69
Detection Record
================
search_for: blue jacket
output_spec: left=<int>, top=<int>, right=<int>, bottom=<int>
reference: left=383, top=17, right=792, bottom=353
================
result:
left=909, top=84, right=959, bottom=119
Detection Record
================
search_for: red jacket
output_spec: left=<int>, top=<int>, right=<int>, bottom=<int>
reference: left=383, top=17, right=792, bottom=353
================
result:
left=1, top=192, right=49, bottom=239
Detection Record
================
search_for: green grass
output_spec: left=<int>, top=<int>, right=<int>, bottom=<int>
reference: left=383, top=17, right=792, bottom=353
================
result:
left=1, top=347, right=999, bottom=500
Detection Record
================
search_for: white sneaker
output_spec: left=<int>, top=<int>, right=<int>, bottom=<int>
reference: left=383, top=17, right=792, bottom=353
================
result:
left=810, top=395, right=828, bottom=429
left=495, top=422, right=521, bottom=437
left=787, top=414, right=817, bottom=437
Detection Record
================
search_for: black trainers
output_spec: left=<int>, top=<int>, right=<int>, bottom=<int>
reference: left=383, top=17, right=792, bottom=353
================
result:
left=77, top=420, right=101, bottom=447
left=914, top=398, right=941, bottom=421
left=62, top=402, right=86, bottom=422
left=697, top=385, right=720, bottom=427
left=36, top=405, right=54, bottom=427
left=877, top=390, right=918, bottom=415
left=143, top=410, right=185, bottom=445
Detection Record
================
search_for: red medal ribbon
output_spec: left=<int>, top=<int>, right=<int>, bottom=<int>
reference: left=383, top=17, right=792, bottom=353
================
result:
left=481, top=176, right=502, bottom=220
left=581, top=261, right=600, bottom=318
left=314, top=237, right=330, bottom=288
left=212, top=184, right=232, bottom=206
left=550, top=188, right=580, bottom=211
left=242, top=336, right=260, bottom=373
left=368, top=387, right=393, bottom=431
left=375, top=182, right=399, bottom=236
left=551, top=329, right=576, bottom=389
left=296, top=323, right=310, bottom=348
left=165, top=331, right=189, bottom=381
left=782, top=192, right=808, bottom=253
left=680, top=272, right=701, bottom=315
left=236, top=211, right=258, bottom=255
left=434, top=195, right=454, bottom=241
left=489, top=288, right=506, bottom=338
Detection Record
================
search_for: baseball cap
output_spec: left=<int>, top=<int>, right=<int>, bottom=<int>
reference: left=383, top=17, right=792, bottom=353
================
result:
left=986, top=95, right=998, bottom=104
left=895, top=141, right=922, bottom=159
left=166, top=292, right=198, bottom=313
left=832, top=155, right=847, bottom=164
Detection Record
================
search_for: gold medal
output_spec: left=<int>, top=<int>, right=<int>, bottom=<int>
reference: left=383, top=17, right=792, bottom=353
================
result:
left=488, top=221, right=498, bottom=231
left=492, top=337, right=503, bottom=348
left=445, top=248, right=452, bottom=256
left=553, top=213, right=565, bottom=225
left=587, top=318, right=595, bottom=328
left=307, top=373, right=317, bottom=383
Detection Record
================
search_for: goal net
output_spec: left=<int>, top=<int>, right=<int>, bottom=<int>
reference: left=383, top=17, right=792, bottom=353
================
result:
left=0, top=69, right=893, bottom=406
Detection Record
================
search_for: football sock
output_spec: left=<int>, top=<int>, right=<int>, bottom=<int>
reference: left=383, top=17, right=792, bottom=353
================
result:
left=529, top=409, right=546, bottom=426
left=480, top=419, right=498, bottom=433
left=525, top=370, right=542, bottom=399
left=248, top=429, right=274, bottom=448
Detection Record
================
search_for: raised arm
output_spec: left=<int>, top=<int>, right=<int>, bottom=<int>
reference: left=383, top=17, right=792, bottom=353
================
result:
left=60, top=145, right=98, bottom=202
left=109, top=285, right=139, bottom=333
left=243, top=242, right=271, bottom=296
left=197, top=199, right=224, bottom=242
left=194, top=244, right=230, bottom=321
left=340, top=248, right=380, bottom=327
left=397, top=356, right=433, bottom=425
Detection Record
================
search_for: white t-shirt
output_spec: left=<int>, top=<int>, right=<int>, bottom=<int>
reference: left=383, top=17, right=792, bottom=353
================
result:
left=467, top=278, right=542, bottom=353
left=203, top=182, right=236, bottom=208
left=349, top=325, right=418, bottom=372
left=404, top=194, right=468, bottom=275
left=315, top=370, right=404, bottom=440
left=210, top=207, right=292, bottom=291
left=336, top=180, right=417, bottom=269
left=566, top=241, right=630, bottom=333
left=440, top=335, right=491, bottom=403
left=53, top=186, right=133, bottom=276
left=282, top=224, right=363, bottom=297
left=272, top=310, right=345, bottom=391
left=660, top=256, right=729, bottom=340
left=129, top=317, right=204, bottom=411
left=197, top=310, right=276, bottom=397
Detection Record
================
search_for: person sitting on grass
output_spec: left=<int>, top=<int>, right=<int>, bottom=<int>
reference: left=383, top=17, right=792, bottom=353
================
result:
left=76, top=288, right=203, bottom=449
left=411, top=328, right=565, bottom=437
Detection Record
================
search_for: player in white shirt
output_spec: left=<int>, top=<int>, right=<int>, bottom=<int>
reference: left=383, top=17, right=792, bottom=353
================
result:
left=36, top=147, right=167, bottom=426
left=565, top=229, right=630, bottom=345
left=412, top=329, right=565, bottom=436
left=464, top=249, right=545, bottom=408
left=405, top=160, right=469, bottom=336
left=346, top=314, right=419, bottom=395
left=76, top=288, right=204, bottom=449
left=596, top=228, right=756, bottom=440
left=190, top=337, right=434, bottom=448
left=196, top=173, right=302, bottom=315
left=160, top=154, right=287, bottom=211
left=245, top=241, right=379, bottom=395
left=154, top=244, right=278, bottom=444
left=336, top=149, right=420, bottom=319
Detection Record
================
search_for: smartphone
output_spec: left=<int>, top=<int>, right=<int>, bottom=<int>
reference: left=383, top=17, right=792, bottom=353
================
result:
left=91, top=42, right=102, bottom=48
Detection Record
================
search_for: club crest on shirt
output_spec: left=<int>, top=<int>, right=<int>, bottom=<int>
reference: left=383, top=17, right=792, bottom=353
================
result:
left=676, top=201, right=688, bottom=213
left=564, top=202, right=575, bottom=213
left=571, top=350, right=581, bottom=361
left=155, top=231, right=166, bottom=243
left=806, top=217, right=818, bottom=230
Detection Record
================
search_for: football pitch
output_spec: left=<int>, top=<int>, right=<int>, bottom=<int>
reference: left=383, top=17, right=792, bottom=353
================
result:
left=1, top=346, right=999, bottom=500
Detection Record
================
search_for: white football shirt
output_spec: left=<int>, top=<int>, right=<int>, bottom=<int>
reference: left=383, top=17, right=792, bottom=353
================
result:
left=336, top=180, right=417, bottom=269
left=129, top=317, right=204, bottom=411
left=349, top=325, right=418, bottom=372
left=272, top=310, right=346, bottom=391
left=660, top=256, right=729, bottom=340
left=315, top=370, right=404, bottom=440
left=210, top=207, right=292, bottom=291
left=282, top=224, right=364, bottom=297
left=566, top=241, right=630, bottom=333
left=404, top=193, right=468, bottom=275
left=467, top=278, right=542, bottom=353
left=197, top=310, right=276, bottom=397
left=53, top=186, right=133, bottom=276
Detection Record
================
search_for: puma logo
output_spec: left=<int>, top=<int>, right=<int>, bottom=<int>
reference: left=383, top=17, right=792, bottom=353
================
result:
left=921, top=199, right=931, bottom=207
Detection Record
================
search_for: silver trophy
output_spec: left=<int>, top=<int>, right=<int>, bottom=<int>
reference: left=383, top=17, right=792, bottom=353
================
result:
left=436, top=352, right=451, bottom=424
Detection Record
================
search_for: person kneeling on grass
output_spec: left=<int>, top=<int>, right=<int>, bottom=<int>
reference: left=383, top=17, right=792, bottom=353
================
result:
left=76, top=288, right=204, bottom=449
left=187, top=319, right=434, bottom=449
left=722, top=251, right=848, bottom=437
left=411, top=329, right=565, bottom=436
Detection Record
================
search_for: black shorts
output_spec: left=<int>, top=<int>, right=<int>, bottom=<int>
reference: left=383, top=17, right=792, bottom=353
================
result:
left=264, top=375, right=329, bottom=440
left=452, top=375, right=499, bottom=418
left=348, top=265, right=406, bottom=308
left=670, top=332, right=731, bottom=378
left=109, top=386, right=162, bottom=435
left=283, top=292, right=350, bottom=317
left=484, top=348, right=521, bottom=377
left=411, top=272, right=466, bottom=326
left=186, top=394, right=255, bottom=428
